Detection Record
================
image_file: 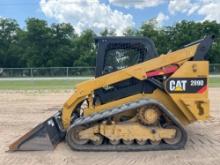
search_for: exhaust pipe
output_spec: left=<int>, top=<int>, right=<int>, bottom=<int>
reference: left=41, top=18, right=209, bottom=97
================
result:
left=9, top=112, right=65, bottom=151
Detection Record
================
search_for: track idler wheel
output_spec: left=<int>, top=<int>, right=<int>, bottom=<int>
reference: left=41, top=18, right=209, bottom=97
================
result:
left=163, top=125, right=182, bottom=145
left=66, top=126, right=89, bottom=146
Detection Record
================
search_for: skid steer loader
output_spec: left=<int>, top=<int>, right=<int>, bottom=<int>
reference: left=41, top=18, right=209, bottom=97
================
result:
left=9, top=35, right=214, bottom=151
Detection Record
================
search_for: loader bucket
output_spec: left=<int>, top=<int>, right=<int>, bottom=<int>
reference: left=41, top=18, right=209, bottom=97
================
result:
left=9, top=112, right=65, bottom=151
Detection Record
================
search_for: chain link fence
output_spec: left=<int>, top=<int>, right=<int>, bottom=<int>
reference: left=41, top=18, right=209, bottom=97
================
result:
left=0, top=64, right=219, bottom=78
left=0, top=67, right=96, bottom=78
left=210, top=64, right=220, bottom=75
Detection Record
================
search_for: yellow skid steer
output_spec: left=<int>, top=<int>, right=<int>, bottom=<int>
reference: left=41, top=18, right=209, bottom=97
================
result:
left=9, top=35, right=214, bottom=151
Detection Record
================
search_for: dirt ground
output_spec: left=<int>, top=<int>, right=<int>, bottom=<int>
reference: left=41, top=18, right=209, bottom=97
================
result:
left=0, top=88, right=220, bottom=165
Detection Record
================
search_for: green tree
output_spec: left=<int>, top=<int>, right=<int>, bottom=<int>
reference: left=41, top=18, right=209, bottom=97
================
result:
left=123, top=27, right=138, bottom=36
left=73, top=30, right=96, bottom=66
left=24, top=18, right=52, bottom=67
left=49, top=23, right=77, bottom=66
left=0, top=18, right=23, bottom=67
left=138, top=20, right=220, bottom=62
left=139, top=19, right=170, bottom=54
left=1, top=17, right=220, bottom=68
left=166, top=20, right=220, bottom=62
left=23, top=18, right=78, bottom=67
left=100, top=28, right=116, bottom=36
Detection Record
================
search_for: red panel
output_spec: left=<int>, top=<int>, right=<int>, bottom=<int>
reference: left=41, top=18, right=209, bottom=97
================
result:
left=145, top=65, right=178, bottom=78
left=197, top=85, right=207, bottom=94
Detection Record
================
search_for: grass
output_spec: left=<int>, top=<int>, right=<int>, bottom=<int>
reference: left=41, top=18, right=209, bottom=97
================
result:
left=209, top=77, right=220, bottom=87
left=0, top=79, right=87, bottom=90
left=0, top=77, right=219, bottom=90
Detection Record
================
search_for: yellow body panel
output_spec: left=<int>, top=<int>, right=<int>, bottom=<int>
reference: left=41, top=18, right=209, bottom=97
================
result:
left=166, top=61, right=209, bottom=122
left=61, top=43, right=208, bottom=129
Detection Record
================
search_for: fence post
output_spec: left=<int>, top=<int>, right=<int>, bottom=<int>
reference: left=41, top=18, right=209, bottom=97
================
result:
left=30, top=68, right=33, bottom=77
left=67, top=67, right=69, bottom=77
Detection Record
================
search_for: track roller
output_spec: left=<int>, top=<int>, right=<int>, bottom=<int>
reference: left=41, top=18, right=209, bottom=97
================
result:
left=149, top=140, right=161, bottom=145
left=122, top=140, right=134, bottom=145
left=109, top=139, right=120, bottom=145
left=92, top=135, right=104, bottom=145
left=136, top=140, right=146, bottom=145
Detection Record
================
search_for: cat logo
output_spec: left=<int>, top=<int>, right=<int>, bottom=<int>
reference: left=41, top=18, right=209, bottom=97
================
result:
left=169, top=80, right=187, bottom=92
left=166, top=78, right=207, bottom=93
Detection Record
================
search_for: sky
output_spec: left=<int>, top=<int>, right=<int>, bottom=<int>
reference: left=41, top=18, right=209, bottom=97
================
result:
left=0, top=0, right=219, bottom=35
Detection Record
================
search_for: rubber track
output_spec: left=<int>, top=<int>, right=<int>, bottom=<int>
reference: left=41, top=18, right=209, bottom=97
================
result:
left=66, top=99, right=188, bottom=151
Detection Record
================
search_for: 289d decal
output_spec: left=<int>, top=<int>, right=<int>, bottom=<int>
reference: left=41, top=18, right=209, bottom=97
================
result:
left=166, top=78, right=207, bottom=93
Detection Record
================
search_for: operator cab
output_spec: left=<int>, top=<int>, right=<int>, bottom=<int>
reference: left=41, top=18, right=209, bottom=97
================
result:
left=94, top=37, right=159, bottom=104
left=95, top=37, right=158, bottom=77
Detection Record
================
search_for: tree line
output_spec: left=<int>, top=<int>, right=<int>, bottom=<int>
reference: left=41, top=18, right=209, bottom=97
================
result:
left=0, top=17, right=220, bottom=68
